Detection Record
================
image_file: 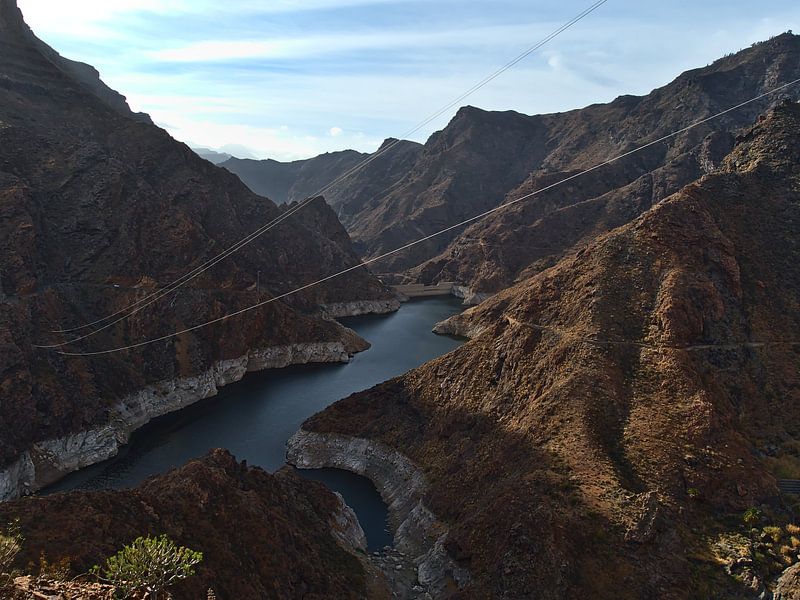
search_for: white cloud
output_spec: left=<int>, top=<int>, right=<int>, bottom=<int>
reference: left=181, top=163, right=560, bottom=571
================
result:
left=17, top=0, right=400, bottom=37
left=17, top=0, right=184, bottom=38
left=17, top=1, right=800, bottom=163
left=146, top=24, right=558, bottom=63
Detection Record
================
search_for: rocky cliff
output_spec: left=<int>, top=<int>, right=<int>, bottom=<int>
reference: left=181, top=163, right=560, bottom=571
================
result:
left=0, top=0, right=395, bottom=495
left=293, top=102, right=800, bottom=598
left=0, top=449, right=373, bottom=599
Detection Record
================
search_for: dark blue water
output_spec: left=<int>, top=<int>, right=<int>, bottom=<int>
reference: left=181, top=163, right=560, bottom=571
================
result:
left=45, top=297, right=464, bottom=550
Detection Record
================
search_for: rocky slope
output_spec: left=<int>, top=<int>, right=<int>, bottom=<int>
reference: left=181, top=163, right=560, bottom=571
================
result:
left=6, top=577, right=116, bottom=599
left=0, top=0, right=395, bottom=496
left=0, top=449, right=374, bottom=599
left=281, top=33, right=800, bottom=288
left=290, top=102, right=800, bottom=598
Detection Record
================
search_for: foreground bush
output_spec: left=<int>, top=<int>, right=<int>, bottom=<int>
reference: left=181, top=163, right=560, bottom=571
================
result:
left=93, top=534, right=202, bottom=600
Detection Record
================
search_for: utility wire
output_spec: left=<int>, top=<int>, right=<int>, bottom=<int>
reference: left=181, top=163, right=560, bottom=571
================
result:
left=45, top=77, right=800, bottom=356
left=49, top=0, right=609, bottom=338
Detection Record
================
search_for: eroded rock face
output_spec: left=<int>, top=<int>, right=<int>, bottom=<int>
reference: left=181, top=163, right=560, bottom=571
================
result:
left=776, top=564, right=800, bottom=599
left=0, top=0, right=394, bottom=485
left=287, top=429, right=469, bottom=597
left=0, top=450, right=372, bottom=600
left=0, top=342, right=358, bottom=500
left=297, top=104, right=800, bottom=598
left=322, top=298, right=402, bottom=319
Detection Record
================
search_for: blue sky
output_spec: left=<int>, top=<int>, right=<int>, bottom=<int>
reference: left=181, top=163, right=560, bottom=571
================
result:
left=17, top=0, right=800, bottom=161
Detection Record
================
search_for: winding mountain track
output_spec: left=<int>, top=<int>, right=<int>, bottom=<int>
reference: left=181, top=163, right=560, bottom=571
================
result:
left=504, top=316, right=800, bottom=352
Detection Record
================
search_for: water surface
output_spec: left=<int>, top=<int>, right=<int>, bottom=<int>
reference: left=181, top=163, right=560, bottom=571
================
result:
left=46, top=297, right=465, bottom=550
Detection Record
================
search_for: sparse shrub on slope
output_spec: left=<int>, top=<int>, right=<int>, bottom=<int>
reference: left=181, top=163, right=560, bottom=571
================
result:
left=92, top=535, right=202, bottom=600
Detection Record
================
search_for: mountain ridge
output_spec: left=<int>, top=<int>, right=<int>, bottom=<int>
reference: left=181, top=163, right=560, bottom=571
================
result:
left=257, top=33, right=800, bottom=292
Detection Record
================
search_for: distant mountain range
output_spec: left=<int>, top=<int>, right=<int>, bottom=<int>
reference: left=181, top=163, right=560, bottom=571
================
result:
left=191, top=147, right=233, bottom=164
left=191, top=144, right=259, bottom=165
left=221, top=150, right=368, bottom=203
left=228, top=34, right=800, bottom=294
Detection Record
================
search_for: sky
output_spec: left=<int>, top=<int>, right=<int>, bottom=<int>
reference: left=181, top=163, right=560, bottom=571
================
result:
left=16, top=0, right=800, bottom=161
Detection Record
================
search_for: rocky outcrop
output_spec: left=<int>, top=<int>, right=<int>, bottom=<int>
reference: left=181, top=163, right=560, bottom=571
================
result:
left=0, top=450, right=372, bottom=600
left=0, top=342, right=355, bottom=501
left=322, top=298, right=402, bottom=319
left=432, top=308, right=485, bottom=339
left=329, top=491, right=368, bottom=552
left=287, top=429, right=470, bottom=596
left=450, top=285, right=492, bottom=306
left=776, top=564, right=800, bottom=599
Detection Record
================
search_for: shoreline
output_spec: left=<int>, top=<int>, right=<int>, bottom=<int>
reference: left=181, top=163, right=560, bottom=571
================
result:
left=1, top=300, right=402, bottom=502
left=287, top=429, right=470, bottom=598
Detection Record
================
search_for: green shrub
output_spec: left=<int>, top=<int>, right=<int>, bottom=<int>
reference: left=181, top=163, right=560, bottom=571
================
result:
left=764, top=526, right=783, bottom=543
left=92, top=534, right=202, bottom=600
left=743, top=507, right=763, bottom=528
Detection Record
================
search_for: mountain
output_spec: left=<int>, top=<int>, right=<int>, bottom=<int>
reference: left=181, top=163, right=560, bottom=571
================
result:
left=191, top=146, right=233, bottom=164
left=284, top=34, right=800, bottom=289
left=0, top=450, right=372, bottom=599
left=0, top=1, right=150, bottom=124
left=0, top=0, right=396, bottom=499
left=221, top=138, right=423, bottom=209
left=289, top=102, right=800, bottom=598
left=221, top=137, right=423, bottom=210
left=193, top=144, right=258, bottom=165
left=413, top=34, right=800, bottom=294
left=222, top=149, right=368, bottom=204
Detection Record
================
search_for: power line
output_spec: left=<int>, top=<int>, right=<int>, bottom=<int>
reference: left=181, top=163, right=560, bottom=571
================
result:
left=49, top=0, right=610, bottom=340
left=45, top=78, right=800, bottom=356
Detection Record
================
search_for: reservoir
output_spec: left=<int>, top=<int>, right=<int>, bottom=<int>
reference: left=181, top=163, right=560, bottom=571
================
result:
left=46, top=297, right=465, bottom=550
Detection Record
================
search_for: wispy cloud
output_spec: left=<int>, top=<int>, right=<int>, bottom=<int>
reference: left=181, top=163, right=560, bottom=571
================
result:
left=17, top=0, right=800, bottom=161
left=147, top=24, right=561, bottom=63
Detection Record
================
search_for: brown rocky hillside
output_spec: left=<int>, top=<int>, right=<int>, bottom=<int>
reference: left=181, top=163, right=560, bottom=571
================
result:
left=0, top=450, right=372, bottom=599
left=299, top=101, right=800, bottom=599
